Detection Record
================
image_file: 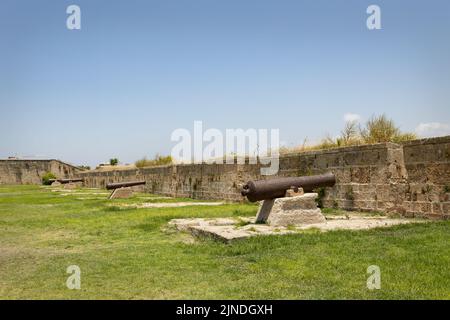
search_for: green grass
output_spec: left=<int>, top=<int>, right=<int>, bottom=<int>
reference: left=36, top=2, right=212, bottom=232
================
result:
left=0, top=185, right=449, bottom=300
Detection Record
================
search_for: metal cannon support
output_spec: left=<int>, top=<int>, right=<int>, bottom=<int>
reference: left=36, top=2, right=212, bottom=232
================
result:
left=241, top=172, right=336, bottom=203
left=106, top=180, right=146, bottom=199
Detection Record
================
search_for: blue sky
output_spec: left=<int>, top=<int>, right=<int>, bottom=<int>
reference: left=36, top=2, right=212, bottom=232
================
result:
left=1, top=0, right=449, bottom=167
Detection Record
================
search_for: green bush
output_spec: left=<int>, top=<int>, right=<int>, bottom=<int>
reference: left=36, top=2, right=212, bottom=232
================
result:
left=42, top=172, right=56, bottom=185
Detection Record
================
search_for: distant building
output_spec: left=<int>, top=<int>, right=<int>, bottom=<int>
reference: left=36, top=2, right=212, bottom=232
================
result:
left=98, top=163, right=110, bottom=167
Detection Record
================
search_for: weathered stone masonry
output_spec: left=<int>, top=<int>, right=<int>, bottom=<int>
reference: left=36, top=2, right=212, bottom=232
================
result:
left=0, top=159, right=82, bottom=185
left=77, top=136, right=450, bottom=219
left=1, top=137, right=448, bottom=219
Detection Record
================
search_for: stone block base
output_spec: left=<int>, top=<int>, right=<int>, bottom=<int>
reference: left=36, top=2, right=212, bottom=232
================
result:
left=109, top=188, right=133, bottom=199
left=259, top=193, right=326, bottom=226
left=63, top=182, right=82, bottom=190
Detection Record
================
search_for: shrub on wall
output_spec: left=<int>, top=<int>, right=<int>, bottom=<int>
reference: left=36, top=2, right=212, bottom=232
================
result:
left=280, top=114, right=417, bottom=154
left=42, top=172, right=56, bottom=185
left=135, top=154, right=173, bottom=168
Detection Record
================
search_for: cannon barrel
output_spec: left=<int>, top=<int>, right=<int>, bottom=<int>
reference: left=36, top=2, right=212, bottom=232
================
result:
left=241, top=172, right=336, bottom=202
left=106, top=180, right=146, bottom=190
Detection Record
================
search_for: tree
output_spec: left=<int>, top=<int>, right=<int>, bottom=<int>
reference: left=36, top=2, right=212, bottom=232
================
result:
left=109, top=158, right=119, bottom=166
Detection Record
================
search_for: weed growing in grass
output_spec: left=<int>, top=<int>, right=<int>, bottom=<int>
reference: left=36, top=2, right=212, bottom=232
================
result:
left=234, top=218, right=252, bottom=228
left=104, top=205, right=136, bottom=212
left=315, top=187, right=326, bottom=208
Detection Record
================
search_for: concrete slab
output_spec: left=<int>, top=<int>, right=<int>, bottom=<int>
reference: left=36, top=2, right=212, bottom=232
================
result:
left=169, top=216, right=425, bottom=243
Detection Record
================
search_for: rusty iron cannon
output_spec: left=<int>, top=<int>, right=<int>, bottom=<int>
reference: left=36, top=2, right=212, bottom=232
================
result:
left=241, top=173, right=336, bottom=224
left=49, top=178, right=84, bottom=184
left=106, top=180, right=146, bottom=199
left=106, top=180, right=146, bottom=190
left=241, top=172, right=336, bottom=203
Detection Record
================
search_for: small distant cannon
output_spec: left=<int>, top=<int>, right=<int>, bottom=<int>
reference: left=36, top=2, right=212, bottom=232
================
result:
left=241, top=173, right=336, bottom=224
left=106, top=180, right=146, bottom=199
left=49, top=178, right=84, bottom=185
left=49, top=178, right=84, bottom=189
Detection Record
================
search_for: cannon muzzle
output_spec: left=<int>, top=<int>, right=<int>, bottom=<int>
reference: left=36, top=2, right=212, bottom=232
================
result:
left=241, top=172, right=336, bottom=202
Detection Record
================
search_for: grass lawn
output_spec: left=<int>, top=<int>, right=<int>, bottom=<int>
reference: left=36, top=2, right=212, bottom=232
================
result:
left=0, top=185, right=449, bottom=300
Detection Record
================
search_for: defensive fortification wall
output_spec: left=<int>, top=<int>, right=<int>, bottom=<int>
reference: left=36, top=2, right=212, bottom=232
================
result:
left=77, top=136, right=450, bottom=219
left=0, top=159, right=81, bottom=185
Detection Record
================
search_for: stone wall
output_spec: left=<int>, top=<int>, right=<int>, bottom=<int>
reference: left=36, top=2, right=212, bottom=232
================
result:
left=0, top=159, right=82, bottom=185
left=77, top=136, right=450, bottom=219
left=2, top=139, right=447, bottom=218
left=401, top=136, right=450, bottom=219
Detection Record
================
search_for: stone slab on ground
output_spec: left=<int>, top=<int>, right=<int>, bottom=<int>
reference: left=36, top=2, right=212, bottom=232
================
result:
left=169, top=217, right=424, bottom=243
left=294, top=218, right=420, bottom=231
left=169, top=217, right=249, bottom=232
left=189, top=224, right=296, bottom=242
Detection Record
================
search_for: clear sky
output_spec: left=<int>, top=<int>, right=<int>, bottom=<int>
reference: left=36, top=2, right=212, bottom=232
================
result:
left=1, top=0, right=449, bottom=167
